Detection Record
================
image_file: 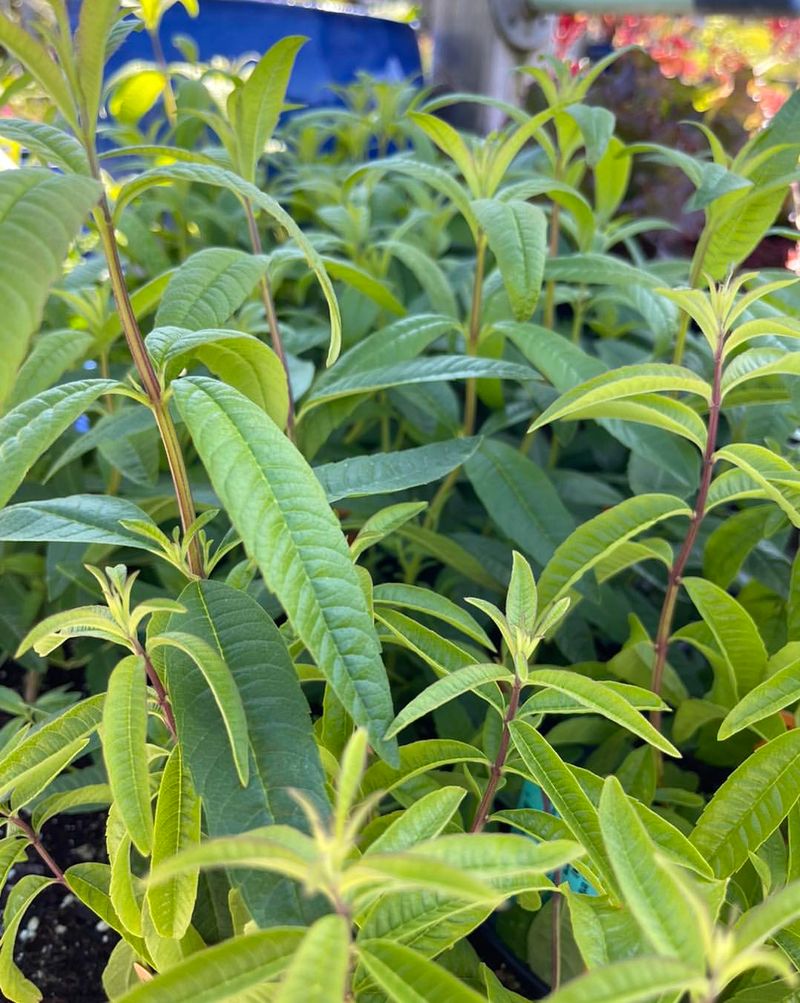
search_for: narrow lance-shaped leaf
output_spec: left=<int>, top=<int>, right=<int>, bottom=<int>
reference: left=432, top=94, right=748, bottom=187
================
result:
left=231, top=36, right=307, bottom=182
left=385, top=664, right=512, bottom=740
left=0, top=495, right=165, bottom=551
left=719, top=645, right=800, bottom=740
left=103, top=656, right=153, bottom=857
left=172, top=378, right=398, bottom=766
left=472, top=199, right=547, bottom=321
left=543, top=957, right=701, bottom=1003
left=153, top=248, right=270, bottom=331
left=114, top=930, right=305, bottom=1003
left=683, top=577, right=768, bottom=699
left=0, top=170, right=101, bottom=408
left=527, top=670, right=679, bottom=757
left=0, top=118, right=89, bottom=175
left=0, top=379, right=120, bottom=507
left=539, top=494, right=692, bottom=607
left=164, top=581, right=328, bottom=928
left=0, top=874, right=54, bottom=1003
left=529, top=364, right=711, bottom=433
left=691, top=729, right=800, bottom=877
left=146, top=746, right=202, bottom=940
left=508, top=720, right=616, bottom=894
left=358, top=938, right=487, bottom=1003
left=149, top=631, right=250, bottom=787
left=599, top=776, right=705, bottom=969
left=275, top=915, right=349, bottom=1003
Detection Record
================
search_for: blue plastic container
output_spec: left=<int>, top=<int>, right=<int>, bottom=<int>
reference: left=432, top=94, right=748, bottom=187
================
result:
left=71, top=1, right=421, bottom=108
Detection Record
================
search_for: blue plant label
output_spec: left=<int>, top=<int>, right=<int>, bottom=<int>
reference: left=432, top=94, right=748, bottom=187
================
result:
left=519, top=781, right=598, bottom=896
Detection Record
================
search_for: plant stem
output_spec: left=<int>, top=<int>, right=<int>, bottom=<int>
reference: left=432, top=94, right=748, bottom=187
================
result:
left=651, top=332, right=725, bottom=726
left=135, top=642, right=177, bottom=742
left=543, top=200, right=561, bottom=331
left=148, top=26, right=178, bottom=126
left=7, top=814, right=66, bottom=885
left=91, top=191, right=204, bottom=578
left=470, top=675, right=522, bottom=833
left=244, top=200, right=296, bottom=440
left=551, top=885, right=562, bottom=991
left=462, top=235, right=488, bottom=438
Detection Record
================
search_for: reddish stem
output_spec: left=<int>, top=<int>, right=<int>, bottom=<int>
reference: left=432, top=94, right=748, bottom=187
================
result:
left=134, top=643, right=177, bottom=741
left=650, top=333, right=725, bottom=727
left=470, top=675, right=523, bottom=833
left=7, top=815, right=66, bottom=885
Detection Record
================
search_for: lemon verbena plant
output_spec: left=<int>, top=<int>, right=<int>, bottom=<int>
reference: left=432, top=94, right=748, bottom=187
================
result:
left=2, top=4, right=800, bottom=1001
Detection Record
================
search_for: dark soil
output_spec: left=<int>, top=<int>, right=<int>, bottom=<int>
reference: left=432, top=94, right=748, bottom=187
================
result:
left=3, top=811, right=116, bottom=1003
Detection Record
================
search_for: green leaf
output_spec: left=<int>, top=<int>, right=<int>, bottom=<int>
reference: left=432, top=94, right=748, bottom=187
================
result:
left=359, top=938, right=486, bottom=1003
left=303, top=355, right=536, bottom=411
left=378, top=239, right=458, bottom=317
left=568, top=103, right=615, bottom=166
left=0, top=694, right=104, bottom=800
left=173, top=377, right=397, bottom=764
left=0, top=16, right=77, bottom=129
left=682, top=577, right=768, bottom=699
left=0, top=874, right=53, bottom=1003
left=163, top=580, right=329, bottom=927
left=322, top=255, right=405, bottom=316
left=31, top=783, right=111, bottom=833
left=114, top=163, right=342, bottom=364
left=508, top=720, right=615, bottom=893
left=408, top=111, right=480, bottom=195
left=148, top=326, right=289, bottom=428
left=103, top=656, right=153, bottom=857
left=350, top=502, right=427, bottom=560
left=472, top=199, right=546, bottom=321
left=0, top=119, right=89, bottom=175
left=114, top=929, right=304, bottom=1003
left=365, top=787, right=466, bottom=855
left=543, top=957, right=700, bottom=1003
left=314, top=437, right=479, bottom=501
left=75, top=0, right=118, bottom=139
left=231, top=36, right=306, bottom=183
left=147, top=747, right=202, bottom=940
left=65, top=863, right=146, bottom=956
left=734, top=879, right=800, bottom=954
left=519, top=680, right=667, bottom=716
left=372, top=584, right=493, bottom=650
left=691, top=729, right=800, bottom=877
left=396, top=526, right=504, bottom=591
left=599, top=776, right=704, bottom=968
left=465, top=439, right=574, bottom=567
left=154, top=248, right=270, bottom=331
left=539, top=494, right=692, bottom=607
left=10, top=735, right=89, bottom=811
left=361, top=740, right=487, bottom=798
left=718, top=644, right=800, bottom=740
left=558, top=394, right=707, bottom=451
left=0, top=379, right=119, bottom=506
left=528, top=670, right=679, bottom=756
left=500, top=320, right=604, bottom=391
left=506, top=551, right=538, bottom=642
left=0, top=495, right=163, bottom=550
left=385, top=664, right=512, bottom=740
left=715, top=444, right=800, bottom=527
left=274, top=915, right=349, bottom=1003
left=0, top=170, right=101, bottom=407
left=349, top=156, right=477, bottom=235
left=702, top=90, right=800, bottom=278
left=529, top=364, right=710, bottom=433
left=9, top=329, right=94, bottom=407
left=721, top=348, right=800, bottom=399
left=149, top=631, right=250, bottom=787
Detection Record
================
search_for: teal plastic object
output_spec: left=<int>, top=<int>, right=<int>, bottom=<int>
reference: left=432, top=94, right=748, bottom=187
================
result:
left=518, top=781, right=597, bottom=896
